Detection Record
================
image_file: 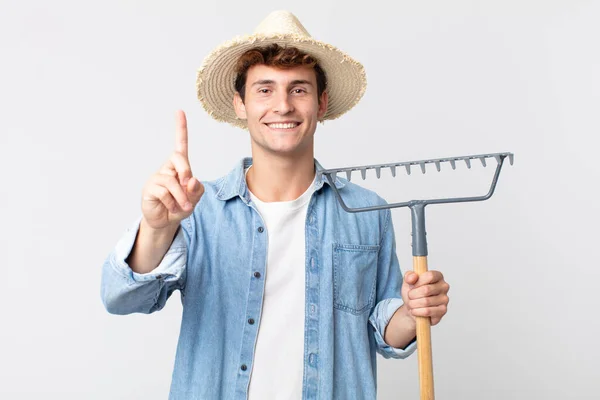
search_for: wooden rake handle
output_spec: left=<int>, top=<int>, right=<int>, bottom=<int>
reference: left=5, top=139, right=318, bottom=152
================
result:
left=414, top=255, right=435, bottom=400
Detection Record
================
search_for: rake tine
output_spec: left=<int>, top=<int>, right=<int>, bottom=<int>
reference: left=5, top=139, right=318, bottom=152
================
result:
left=319, top=152, right=514, bottom=214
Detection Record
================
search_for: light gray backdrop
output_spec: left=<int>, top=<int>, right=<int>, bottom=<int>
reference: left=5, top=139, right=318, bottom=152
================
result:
left=1, top=0, right=598, bottom=399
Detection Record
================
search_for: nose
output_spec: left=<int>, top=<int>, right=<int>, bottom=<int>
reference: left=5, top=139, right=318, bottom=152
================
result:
left=272, top=91, right=294, bottom=115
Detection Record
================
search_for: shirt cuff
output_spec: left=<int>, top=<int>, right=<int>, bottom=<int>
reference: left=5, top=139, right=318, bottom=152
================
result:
left=369, top=297, right=417, bottom=359
left=111, top=216, right=187, bottom=283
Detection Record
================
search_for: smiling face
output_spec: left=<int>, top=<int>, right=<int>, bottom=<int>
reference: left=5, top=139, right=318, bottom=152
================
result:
left=233, top=64, right=328, bottom=157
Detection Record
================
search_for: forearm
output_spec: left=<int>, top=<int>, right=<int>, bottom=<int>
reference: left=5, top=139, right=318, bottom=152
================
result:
left=384, top=304, right=417, bottom=349
left=126, top=218, right=180, bottom=274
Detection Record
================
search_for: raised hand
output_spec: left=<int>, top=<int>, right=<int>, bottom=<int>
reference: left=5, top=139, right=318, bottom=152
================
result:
left=141, top=110, right=204, bottom=230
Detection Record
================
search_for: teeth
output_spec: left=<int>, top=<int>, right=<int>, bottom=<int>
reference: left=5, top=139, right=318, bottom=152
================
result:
left=268, top=122, right=298, bottom=129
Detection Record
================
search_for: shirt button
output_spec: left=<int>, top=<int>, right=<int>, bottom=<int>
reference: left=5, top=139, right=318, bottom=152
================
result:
left=241, top=364, right=247, bottom=371
left=248, top=318, right=255, bottom=325
left=257, top=226, right=264, bottom=233
left=254, top=271, right=261, bottom=278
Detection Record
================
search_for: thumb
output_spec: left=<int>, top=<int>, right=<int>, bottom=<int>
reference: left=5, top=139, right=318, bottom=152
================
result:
left=404, top=271, right=418, bottom=286
left=187, top=177, right=205, bottom=205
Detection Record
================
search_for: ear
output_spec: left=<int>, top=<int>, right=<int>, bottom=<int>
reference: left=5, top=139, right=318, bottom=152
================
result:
left=233, top=92, right=247, bottom=120
left=317, top=91, right=328, bottom=121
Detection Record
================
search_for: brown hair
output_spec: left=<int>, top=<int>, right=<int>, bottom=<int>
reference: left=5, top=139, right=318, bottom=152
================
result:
left=234, top=43, right=327, bottom=103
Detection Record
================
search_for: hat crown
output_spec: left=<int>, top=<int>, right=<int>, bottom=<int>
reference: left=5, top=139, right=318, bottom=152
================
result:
left=253, top=10, right=311, bottom=37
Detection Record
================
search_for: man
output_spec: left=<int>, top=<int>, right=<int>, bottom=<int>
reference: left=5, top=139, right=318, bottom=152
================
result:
left=101, top=10, right=450, bottom=399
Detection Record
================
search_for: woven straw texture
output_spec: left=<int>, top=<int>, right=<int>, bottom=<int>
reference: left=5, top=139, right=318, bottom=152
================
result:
left=196, top=11, right=367, bottom=129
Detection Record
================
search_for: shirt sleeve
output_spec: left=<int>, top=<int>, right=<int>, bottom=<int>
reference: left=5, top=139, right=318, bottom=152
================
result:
left=369, top=298, right=417, bottom=359
left=100, top=216, right=188, bottom=315
left=368, top=206, right=417, bottom=359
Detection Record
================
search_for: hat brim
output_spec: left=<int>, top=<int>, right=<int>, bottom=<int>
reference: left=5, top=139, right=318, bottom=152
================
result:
left=196, top=34, right=367, bottom=129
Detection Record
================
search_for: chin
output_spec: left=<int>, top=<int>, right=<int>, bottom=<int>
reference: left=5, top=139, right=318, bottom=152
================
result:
left=260, top=143, right=299, bottom=155
left=268, top=147, right=298, bottom=155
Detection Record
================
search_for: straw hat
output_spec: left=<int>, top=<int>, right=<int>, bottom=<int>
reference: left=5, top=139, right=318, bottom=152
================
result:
left=196, top=10, right=367, bottom=129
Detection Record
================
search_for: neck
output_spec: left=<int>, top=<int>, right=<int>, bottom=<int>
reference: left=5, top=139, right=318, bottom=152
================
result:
left=246, top=149, right=316, bottom=202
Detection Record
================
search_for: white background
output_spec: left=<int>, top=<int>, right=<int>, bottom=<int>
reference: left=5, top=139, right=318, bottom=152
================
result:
left=1, top=0, right=598, bottom=399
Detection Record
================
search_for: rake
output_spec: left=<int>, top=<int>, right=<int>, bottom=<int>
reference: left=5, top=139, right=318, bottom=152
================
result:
left=318, top=152, right=514, bottom=400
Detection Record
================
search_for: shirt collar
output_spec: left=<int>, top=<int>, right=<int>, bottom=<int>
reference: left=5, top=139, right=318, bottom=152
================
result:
left=215, top=157, right=346, bottom=202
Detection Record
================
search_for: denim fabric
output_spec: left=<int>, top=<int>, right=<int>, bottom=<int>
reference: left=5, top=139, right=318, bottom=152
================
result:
left=101, top=157, right=416, bottom=400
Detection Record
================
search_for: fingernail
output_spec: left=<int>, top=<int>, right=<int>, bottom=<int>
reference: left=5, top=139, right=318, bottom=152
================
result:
left=183, top=177, right=190, bottom=186
left=184, top=202, right=192, bottom=210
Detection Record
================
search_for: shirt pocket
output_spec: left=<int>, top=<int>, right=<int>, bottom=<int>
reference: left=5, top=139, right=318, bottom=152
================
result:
left=332, top=243, right=380, bottom=315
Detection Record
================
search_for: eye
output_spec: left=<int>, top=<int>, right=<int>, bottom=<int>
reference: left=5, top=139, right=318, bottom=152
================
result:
left=292, top=88, right=307, bottom=94
left=258, top=88, right=271, bottom=94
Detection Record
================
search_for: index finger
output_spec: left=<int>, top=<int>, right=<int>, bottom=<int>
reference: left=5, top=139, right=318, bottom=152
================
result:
left=175, top=110, right=188, bottom=159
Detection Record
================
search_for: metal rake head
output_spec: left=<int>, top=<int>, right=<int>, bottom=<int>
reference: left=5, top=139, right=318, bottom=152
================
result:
left=318, top=152, right=514, bottom=182
left=318, top=152, right=514, bottom=213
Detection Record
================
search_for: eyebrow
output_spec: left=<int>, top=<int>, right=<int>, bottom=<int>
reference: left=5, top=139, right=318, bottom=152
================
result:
left=250, top=79, right=314, bottom=87
left=289, top=79, right=313, bottom=86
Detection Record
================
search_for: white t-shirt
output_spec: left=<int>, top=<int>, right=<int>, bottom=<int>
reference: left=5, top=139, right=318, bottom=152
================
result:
left=246, top=167, right=316, bottom=400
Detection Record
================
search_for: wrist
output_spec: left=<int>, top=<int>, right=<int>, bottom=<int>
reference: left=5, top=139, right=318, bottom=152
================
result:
left=140, top=218, right=180, bottom=243
left=394, top=304, right=417, bottom=331
left=127, top=219, right=180, bottom=274
left=384, top=304, right=417, bottom=349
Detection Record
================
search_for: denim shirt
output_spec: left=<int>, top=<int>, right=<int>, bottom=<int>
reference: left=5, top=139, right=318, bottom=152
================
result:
left=101, top=157, right=416, bottom=400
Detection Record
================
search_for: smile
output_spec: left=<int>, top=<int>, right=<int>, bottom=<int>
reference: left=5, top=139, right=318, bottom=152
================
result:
left=265, top=122, right=301, bottom=129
